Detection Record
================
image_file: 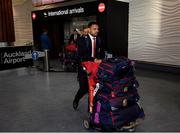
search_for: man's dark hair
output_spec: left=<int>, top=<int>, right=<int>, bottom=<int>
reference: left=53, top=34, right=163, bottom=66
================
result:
left=42, top=28, right=48, bottom=33
left=88, top=22, right=98, bottom=28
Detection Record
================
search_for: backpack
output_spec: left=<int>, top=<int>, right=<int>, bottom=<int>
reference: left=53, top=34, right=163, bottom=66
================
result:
left=97, top=57, right=134, bottom=82
left=91, top=102, right=145, bottom=131
left=99, top=77, right=139, bottom=96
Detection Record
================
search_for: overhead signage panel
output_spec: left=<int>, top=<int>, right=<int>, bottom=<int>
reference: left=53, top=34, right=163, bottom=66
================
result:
left=32, top=1, right=98, bottom=20
left=47, top=7, right=84, bottom=17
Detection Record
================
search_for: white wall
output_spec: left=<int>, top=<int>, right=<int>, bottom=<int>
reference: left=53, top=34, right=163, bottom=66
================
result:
left=128, top=0, right=180, bottom=66
left=12, top=0, right=33, bottom=46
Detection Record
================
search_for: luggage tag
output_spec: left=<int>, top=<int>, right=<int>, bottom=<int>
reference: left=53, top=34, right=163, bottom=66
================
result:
left=93, top=83, right=100, bottom=96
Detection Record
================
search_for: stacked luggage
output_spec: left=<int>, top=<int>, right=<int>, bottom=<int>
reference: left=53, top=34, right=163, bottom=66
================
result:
left=83, top=57, right=145, bottom=131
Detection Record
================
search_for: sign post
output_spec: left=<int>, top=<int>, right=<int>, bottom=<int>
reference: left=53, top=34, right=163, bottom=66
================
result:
left=43, top=49, right=49, bottom=72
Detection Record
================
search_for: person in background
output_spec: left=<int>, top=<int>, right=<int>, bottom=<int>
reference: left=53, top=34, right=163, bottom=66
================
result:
left=81, top=26, right=89, bottom=37
left=40, top=29, right=52, bottom=71
left=73, top=22, right=105, bottom=110
left=40, top=29, right=52, bottom=50
left=69, top=29, right=80, bottom=45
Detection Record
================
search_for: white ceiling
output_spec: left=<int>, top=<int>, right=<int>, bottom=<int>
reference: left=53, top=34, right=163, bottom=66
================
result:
left=12, top=0, right=131, bottom=6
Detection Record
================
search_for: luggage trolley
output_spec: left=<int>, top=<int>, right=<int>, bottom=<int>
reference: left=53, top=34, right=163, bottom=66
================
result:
left=60, top=43, right=78, bottom=72
left=81, top=60, right=145, bottom=132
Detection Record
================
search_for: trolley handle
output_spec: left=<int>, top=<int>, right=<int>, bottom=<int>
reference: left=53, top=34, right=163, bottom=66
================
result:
left=83, top=66, right=91, bottom=77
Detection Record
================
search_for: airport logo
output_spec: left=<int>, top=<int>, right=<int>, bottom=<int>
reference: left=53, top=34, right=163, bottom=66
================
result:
left=2, top=50, right=32, bottom=65
left=47, top=7, right=84, bottom=17
left=0, top=46, right=33, bottom=70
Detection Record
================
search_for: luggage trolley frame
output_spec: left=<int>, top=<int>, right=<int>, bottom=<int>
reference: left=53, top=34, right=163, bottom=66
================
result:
left=81, top=61, right=143, bottom=132
left=59, top=45, right=78, bottom=72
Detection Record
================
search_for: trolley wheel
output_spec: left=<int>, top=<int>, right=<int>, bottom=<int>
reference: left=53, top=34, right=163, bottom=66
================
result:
left=83, top=119, right=90, bottom=129
left=118, top=122, right=136, bottom=132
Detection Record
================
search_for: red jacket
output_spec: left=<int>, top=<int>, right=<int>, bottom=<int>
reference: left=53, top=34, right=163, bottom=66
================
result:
left=81, top=61, right=100, bottom=113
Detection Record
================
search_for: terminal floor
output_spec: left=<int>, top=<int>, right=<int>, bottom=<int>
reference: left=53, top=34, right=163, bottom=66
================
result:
left=0, top=67, right=180, bottom=132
